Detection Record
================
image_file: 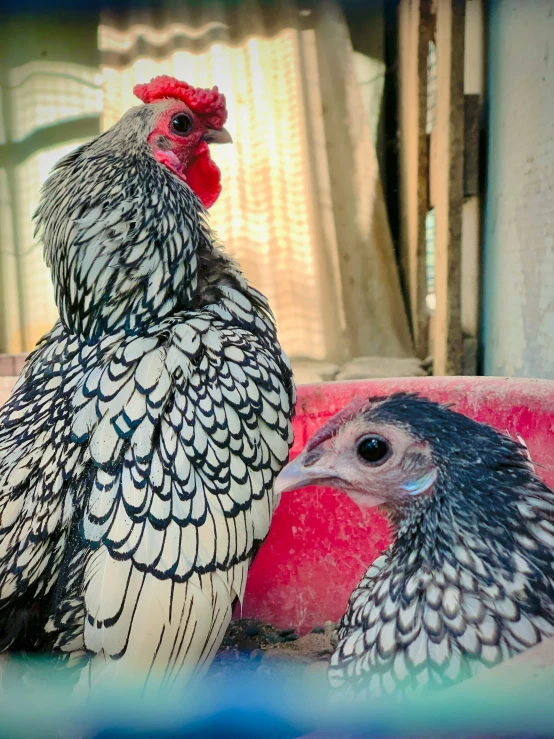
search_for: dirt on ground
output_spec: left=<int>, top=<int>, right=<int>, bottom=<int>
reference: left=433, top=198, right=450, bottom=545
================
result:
left=208, top=618, right=340, bottom=681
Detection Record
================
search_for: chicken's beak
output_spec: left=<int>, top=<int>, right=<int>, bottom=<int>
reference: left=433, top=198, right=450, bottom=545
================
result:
left=273, top=454, right=335, bottom=495
left=202, top=127, right=233, bottom=145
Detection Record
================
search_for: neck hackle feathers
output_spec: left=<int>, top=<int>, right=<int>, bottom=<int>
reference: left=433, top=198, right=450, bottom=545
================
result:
left=34, top=74, right=235, bottom=338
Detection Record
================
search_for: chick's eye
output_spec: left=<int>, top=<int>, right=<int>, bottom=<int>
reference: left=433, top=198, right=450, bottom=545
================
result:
left=171, top=113, right=192, bottom=136
left=356, top=435, right=390, bottom=465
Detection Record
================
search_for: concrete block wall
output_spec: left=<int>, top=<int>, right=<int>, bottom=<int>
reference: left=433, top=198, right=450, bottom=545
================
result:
left=483, top=0, right=554, bottom=379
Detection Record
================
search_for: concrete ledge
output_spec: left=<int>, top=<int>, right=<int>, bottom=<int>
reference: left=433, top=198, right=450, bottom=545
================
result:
left=0, top=377, right=17, bottom=407
left=0, top=354, right=28, bottom=377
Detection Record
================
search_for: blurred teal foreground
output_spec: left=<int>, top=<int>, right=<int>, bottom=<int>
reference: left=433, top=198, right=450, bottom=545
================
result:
left=0, top=657, right=553, bottom=738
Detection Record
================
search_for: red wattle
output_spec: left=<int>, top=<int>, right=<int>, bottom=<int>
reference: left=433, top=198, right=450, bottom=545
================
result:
left=153, top=149, right=183, bottom=177
left=185, top=142, right=222, bottom=209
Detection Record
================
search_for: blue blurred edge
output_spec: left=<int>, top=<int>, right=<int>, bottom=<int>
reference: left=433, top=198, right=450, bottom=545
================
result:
left=0, top=657, right=553, bottom=738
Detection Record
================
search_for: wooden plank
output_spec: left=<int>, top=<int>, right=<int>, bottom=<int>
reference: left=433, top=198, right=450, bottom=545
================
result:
left=432, top=0, right=465, bottom=376
left=312, top=2, right=414, bottom=360
left=460, top=0, right=485, bottom=375
left=398, top=0, right=434, bottom=359
left=464, top=94, right=481, bottom=196
left=461, top=197, right=480, bottom=338
left=464, top=0, right=485, bottom=95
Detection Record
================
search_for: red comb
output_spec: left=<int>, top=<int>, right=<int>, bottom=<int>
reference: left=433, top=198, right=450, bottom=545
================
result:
left=133, top=75, right=227, bottom=129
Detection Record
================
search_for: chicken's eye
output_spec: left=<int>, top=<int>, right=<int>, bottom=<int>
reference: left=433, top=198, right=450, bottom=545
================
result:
left=171, top=113, right=193, bottom=136
left=356, top=435, right=390, bottom=465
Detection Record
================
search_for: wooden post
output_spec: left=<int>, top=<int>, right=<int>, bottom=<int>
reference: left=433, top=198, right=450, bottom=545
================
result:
left=461, top=0, right=485, bottom=374
left=430, top=0, right=465, bottom=375
left=398, top=0, right=434, bottom=359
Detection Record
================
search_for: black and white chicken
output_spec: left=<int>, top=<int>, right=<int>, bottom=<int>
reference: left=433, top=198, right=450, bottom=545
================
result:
left=275, top=392, right=554, bottom=698
left=0, top=75, right=295, bottom=692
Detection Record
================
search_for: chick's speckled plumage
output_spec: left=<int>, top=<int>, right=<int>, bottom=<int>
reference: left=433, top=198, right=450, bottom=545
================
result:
left=0, top=76, right=295, bottom=692
left=275, top=393, right=554, bottom=699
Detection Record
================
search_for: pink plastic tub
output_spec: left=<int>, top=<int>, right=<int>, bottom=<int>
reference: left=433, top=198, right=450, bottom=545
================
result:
left=238, top=377, right=554, bottom=633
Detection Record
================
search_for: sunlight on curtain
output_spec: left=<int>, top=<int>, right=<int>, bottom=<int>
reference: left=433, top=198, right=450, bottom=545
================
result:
left=100, top=24, right=332, bottom=361
left=0, top=60, right=102, bottom=352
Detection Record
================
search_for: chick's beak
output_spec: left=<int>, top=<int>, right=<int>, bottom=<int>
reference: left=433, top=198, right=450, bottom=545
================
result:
left=273, top=453, right=335, bottom=496
left=202, top=127, right=233, bottom=144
